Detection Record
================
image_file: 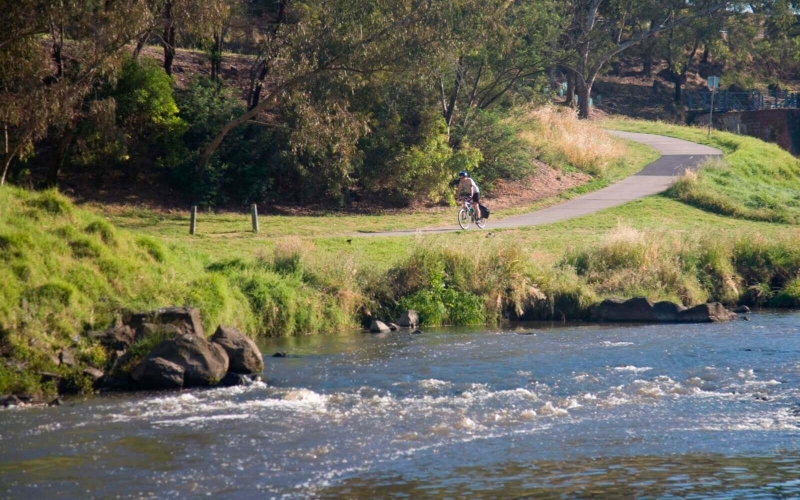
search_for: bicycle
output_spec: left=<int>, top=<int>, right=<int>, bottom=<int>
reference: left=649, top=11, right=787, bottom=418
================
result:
left=458, top=196, right=486, bottom=230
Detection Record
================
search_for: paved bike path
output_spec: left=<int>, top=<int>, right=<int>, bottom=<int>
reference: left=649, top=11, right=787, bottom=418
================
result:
left=358, top=131, right=722, bottom=236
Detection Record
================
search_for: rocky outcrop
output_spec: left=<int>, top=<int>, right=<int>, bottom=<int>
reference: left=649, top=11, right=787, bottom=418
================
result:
left=131, top=334, right=229, bottom=389
left=210, top=326, right=264, bottom=374
left=126, top=307, right=205, bottom=338
left=591, top=297, right=737, bottom=323
left=396, top=310, right=419, bottom=328
left=370, top=320, right=391, bottom=333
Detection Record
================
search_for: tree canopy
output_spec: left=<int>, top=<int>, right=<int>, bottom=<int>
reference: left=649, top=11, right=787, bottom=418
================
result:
left=1, top=0, right=798, bottom=204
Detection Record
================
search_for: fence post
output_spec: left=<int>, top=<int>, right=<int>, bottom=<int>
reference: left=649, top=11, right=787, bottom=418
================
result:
left=190, top=206, right=197, bottom=235
left=251, top=204, right=259, bottom=234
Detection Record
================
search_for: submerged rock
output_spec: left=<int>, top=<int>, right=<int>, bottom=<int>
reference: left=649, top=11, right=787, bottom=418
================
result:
left=387, top=323, right=400, bottom=332
left=210, top=326, right=264, bottom=374
left=591, top=297, right=736, bottom=323
left=370, top=320, right=391, bottom=333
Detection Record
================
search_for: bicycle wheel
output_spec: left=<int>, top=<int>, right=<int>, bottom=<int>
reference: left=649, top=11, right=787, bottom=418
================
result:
left=458, top=208, right=471, bottom=229
left=475, top=216, right=486, bottom=229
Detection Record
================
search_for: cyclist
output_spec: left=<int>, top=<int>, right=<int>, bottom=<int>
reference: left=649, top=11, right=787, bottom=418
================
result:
left=457, top=171, right=481, bottom=221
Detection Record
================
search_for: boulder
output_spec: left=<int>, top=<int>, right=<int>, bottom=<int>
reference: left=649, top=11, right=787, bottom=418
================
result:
left=126, top=307, right=204, bottom=338
left=733, top=305, right=751, bottom=314
left=591, top=297, right=659, bottom=322
left=273, top=352, right=287, bottom=358
left=91, top=325, right=135, bottom=350
left=652, top=301, right=687, bottom=321
left=387, top=323, right=400, bottom=332
left=131, top=357, right=185, bottom=390
left=678, top=303, right=737, bottom=323
left=370, top=320, right=391, bottom=333
left=591, top=297, right=735, bottom=323
left=210, top=326, right=264, bottom=374
left=396, top=310, right=419, bottom=328
left=410, top=329, right=423, bottom=335
left=132, top=334, right=229, bottom=388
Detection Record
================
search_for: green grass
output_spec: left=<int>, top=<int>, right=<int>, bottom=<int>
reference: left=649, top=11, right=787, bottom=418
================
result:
left=606, top=118, right=800, bottom=224
left=0, top=187, right=358, bottom=396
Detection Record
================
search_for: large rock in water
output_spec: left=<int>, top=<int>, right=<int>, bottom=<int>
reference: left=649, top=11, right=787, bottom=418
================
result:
left=591, top=297, right=735, bottom=323
left=678, top=302, right=737, bottom=323
left=131, top=334, right=229, bottom=389
left=131, top=357, right=185, bottom=390
left=396, top=310, right=419, bottom=328
left=210, top=326, right=264, bottom=374
left=126, top=307, right=205, bottom=338
left=370, top=320, right=391, bottom=333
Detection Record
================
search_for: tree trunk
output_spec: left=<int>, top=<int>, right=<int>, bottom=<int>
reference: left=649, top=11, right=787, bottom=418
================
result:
left=162, top=2, right=176, bottom=76
left=1, top=141, right=23, bottom=187
left=701, top=46, right=709, bottom=65
left=249, top=63, right=268, bottom=110
left=211, top=30, right=223, bottom=80
left=163, top=25, right=175, bottom=75
left=674, top=78, right=682, bottom=103
left=565, top=72, right=575, bottom=107
left=577, top=81, right=591, bottom=119
left=444, top=56, right=463, bottom=129
left=133, top=28, right=152, bottom=60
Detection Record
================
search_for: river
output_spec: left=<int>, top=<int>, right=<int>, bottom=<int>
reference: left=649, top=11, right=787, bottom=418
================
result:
left=1, top=312, right=800, bottom=499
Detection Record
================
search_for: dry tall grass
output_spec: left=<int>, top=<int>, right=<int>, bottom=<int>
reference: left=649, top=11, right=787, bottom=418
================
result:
left=520, top=106, right=626, bottom=177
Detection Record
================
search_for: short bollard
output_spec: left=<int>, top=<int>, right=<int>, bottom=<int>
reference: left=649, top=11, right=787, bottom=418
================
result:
left=251, top=204, right=259, bottom=234
left=190, top=205, right=197, bottom=235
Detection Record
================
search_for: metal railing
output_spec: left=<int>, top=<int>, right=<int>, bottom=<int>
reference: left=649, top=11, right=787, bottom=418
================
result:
left=686, top=90, right=800, bottom=112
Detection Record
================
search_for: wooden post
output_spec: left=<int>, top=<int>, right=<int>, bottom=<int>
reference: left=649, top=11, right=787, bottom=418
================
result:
left=251, top=204, right=259, bottom=234
left=190, top=205, right=197, bottom=235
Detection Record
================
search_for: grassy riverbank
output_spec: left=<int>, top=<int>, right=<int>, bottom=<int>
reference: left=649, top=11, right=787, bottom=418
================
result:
left=3, top=118, right=800, bottom=398
left=606, top=118, right=800, bottom=224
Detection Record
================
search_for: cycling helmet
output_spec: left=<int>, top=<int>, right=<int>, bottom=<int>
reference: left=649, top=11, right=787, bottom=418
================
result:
left=458, top=171, right=468, bottom=177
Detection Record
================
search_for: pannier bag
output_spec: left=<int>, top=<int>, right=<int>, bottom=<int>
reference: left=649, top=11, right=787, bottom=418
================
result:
left=479, top=204, right=490, bottom=219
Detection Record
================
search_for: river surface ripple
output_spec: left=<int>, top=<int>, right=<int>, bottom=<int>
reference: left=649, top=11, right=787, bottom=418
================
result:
left=2, top=312, right=800, bottom=499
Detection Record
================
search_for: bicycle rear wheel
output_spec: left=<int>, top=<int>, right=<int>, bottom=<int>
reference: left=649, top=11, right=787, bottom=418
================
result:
left=475, top=217, right=486, bottom=229
left=458, top=208, right=470, bottom=229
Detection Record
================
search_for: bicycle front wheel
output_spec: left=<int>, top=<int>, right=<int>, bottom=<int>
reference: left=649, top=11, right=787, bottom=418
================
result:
left=458, top=208, right=471, bottom=229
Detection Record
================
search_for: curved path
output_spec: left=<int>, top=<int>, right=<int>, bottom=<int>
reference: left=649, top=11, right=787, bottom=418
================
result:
left=359, top=131, right=722, bottom=237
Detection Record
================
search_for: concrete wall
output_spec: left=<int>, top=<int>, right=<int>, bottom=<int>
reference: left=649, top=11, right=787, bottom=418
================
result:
left=690, top=109, right=800, bottom=156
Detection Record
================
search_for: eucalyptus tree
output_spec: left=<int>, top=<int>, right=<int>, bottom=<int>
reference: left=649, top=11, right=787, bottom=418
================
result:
left=197, top=0, right=450, bottom=172
left=561, top=0, right=732, bottom=118
left=430, top=0, right=564, bottom=144
left=0, top=0, right=151, bottom=186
